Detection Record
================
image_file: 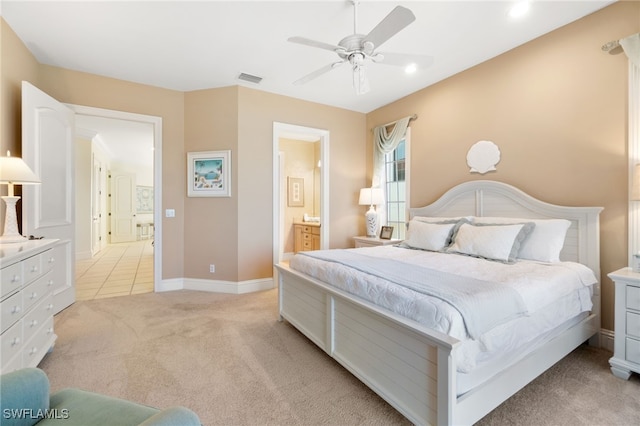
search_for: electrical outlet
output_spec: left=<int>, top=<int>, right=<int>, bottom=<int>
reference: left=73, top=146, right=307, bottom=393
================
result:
left=209, top=264, right=215, bottom=273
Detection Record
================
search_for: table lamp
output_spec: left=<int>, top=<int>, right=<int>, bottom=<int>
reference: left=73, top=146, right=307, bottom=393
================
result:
left=0, top=151, right=40, bottom=243
left=359, top=187, right=384, bottom=237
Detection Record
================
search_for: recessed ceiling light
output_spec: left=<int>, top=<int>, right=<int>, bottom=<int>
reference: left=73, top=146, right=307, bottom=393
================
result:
left=405, top=63, right=417, bottom=74
left=508, top=1, right=531, bottom=19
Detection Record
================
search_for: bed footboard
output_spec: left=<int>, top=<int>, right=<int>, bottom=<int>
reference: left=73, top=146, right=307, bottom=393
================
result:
left=277, top=264, right=458, bottom=425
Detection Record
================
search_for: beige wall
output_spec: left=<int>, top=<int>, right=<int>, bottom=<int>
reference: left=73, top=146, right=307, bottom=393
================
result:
left=0, top=19, right=39, bottom=178
left=235, top=87, right=365, bottom=281
left=366, top=1, right=640, bottom=330
left=183, top=87, right=240, bottom=282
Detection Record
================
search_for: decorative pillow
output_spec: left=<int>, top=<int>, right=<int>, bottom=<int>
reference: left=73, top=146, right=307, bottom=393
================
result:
left=472, top=217, right=571, bottom=262
left=446, top=222, right=535, bottom=263
left=402, top=220, right=460, bottom=252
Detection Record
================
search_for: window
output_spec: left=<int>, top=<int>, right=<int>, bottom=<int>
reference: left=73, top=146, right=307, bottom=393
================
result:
left=384, top=137, right=408, bottom=239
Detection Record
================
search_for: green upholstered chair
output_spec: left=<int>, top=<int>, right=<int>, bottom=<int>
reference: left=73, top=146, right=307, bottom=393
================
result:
left=0, top=368, right=201, bottom=426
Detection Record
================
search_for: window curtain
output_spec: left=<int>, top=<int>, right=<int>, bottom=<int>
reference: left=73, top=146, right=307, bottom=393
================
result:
left=372, top=116, right=411, bottom=228
left=622, top=33, right=640, bottom=264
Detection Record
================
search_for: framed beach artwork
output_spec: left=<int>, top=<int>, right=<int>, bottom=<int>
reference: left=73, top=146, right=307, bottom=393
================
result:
left=187, top=150, right=231, bottom=197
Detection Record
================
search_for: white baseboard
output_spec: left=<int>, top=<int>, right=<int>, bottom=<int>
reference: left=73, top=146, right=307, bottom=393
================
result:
left=600, top=328, right=614, bottom=352
left=157, top=277, right=275, bottom=294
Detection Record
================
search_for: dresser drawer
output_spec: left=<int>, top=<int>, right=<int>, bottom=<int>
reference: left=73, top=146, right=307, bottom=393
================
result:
left=626, top=337, right=640, bottom=364
left=1, top=319, right=23, bottom=371
left=1, top=291, right=23, bottom=333
left=42, top=249, right=55, bottom=274
left=627, top=311, right=640, bottom=339
left=628, top=285, right=640, bottom=311
left=23, top=316, right=55, bottom=368
left=22, top=272, right=54, bottom=313
left=23, top=293, right=54, bottom=342
left=1, top=261, right=23, bottom=299
left=22, top=253, right=45, bottom=286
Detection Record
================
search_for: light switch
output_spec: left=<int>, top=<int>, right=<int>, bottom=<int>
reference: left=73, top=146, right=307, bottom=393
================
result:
left=165, top=209, right=175, bottom=218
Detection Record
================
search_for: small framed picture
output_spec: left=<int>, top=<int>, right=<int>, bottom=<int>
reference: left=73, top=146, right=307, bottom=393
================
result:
left=380, top=226, right=394, bottom=240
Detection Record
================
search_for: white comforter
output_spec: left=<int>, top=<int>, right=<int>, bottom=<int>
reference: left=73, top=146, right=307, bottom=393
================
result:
left=289, top=245, right=597, bottom=373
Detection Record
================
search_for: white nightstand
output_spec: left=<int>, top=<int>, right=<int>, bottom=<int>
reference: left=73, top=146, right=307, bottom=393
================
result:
left=353, top=236, right=402, bottom=248
left=608, top=267, right=640, bottom=380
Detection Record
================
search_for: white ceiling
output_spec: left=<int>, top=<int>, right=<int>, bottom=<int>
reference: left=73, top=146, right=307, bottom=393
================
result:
left=1, top=1, right=614, bottom=167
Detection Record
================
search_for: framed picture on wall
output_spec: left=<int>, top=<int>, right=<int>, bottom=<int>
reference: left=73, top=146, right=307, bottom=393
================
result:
left=287, top=177, right=304, bottom=207
left=187, top=150, right=231, bottom=197
left=136, top=186, right=154, bottom=213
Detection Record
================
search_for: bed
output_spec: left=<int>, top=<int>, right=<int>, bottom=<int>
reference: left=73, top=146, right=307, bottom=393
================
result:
left=275, top=180, right=602, bottom=425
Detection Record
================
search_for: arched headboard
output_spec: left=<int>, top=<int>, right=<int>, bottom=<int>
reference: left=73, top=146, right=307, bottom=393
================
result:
left=409, top=180, right=603, bottom=279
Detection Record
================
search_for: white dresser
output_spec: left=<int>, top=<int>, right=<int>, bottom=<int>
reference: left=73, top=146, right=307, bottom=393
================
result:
left=608, top=267, right=640, bottom=380
left=1, top=239, right=58, bottom=374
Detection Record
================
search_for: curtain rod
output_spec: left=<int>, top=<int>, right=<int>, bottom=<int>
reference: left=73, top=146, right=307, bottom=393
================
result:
left=371, top=114, right=418, bottom=131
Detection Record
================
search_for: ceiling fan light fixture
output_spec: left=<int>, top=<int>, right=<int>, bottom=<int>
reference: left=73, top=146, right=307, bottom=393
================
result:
left=405, top=63, right=417, bottom=74
left=353, top=64, right=370, bottom=95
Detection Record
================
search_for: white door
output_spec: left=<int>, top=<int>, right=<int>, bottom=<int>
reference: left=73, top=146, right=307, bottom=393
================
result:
left=110, top=172, right=137, bottom=243
left=21, top=81, right=76, bottom=314
left=91, top=154, right=103, bottom=255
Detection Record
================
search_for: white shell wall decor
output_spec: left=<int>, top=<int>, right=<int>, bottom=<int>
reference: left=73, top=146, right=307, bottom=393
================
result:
left=467, top=140, right=501, bottom=174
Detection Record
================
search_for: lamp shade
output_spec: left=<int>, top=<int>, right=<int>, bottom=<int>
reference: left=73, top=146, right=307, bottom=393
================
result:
left=632, top=164, right=640, bottom=201
left=0, top=155, right=40, bottom=185
left=359, top=188, right=383, bottom=206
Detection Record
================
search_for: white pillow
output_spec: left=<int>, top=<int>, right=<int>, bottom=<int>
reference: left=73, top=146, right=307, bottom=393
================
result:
left=472, top=217, right=571, bottom=262
left=446, top=222, right=534, bottom=263
left=403, top=220, right=458, bottom=252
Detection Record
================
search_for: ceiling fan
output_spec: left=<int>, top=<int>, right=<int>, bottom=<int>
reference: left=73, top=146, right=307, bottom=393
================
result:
left=288, top=1, right=433, bottom=95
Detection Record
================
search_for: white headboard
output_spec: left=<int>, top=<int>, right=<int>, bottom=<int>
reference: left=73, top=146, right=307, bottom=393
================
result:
left=409, top=180, right=603, bottom=278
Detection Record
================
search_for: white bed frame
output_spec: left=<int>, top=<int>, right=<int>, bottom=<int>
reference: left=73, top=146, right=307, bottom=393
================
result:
left=275, top=180, right=602, bottom=425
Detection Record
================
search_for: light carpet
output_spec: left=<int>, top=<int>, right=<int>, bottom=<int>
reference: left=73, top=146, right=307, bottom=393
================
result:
left=39, top=289, right=640, bottom=425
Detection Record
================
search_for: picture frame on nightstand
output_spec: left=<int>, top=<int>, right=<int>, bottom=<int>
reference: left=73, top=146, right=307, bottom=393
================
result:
left=380, top=226, right=394, bottom=240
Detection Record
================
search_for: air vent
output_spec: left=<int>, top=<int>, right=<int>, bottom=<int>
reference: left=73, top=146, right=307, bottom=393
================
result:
left=238, top=73, right=263, bottom=84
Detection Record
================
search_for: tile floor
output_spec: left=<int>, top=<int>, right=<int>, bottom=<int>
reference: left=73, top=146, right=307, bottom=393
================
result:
left=75, top=240, right=154, bottom=301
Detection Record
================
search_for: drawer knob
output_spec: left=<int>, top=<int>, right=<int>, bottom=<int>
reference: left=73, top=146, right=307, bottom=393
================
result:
left=48, top=257, right=55, bottom=264
left=47, top=327, right=54, bottom=334
left=47, top=280, right=54, bottom=287
left=47, top=303, right=54, bottom=311
left=11, top=337, right=21, bottom=346
left=30, top=292, right=38, bottom=300
left=29, top=347, right=38, bottom=355
left=11, top=275, right=21, bottom=283
left=30, top=319, right=39, bottom=327
left=11, top=306, right=21, bottom=314
left=30, top=266, right=39, bottom=273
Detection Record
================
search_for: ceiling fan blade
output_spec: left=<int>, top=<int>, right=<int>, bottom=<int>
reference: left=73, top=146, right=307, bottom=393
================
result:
left=288, top=36, right=343, bottom=52
left=375, top=52, right=434, bottom=69
left=363, top=6, right=415, bottom=49
left=293, top=61, right=345, bottom=85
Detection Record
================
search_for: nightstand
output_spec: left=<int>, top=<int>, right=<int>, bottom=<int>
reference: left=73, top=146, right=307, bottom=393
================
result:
left=353, top=236, right=402, bottom=248
left=608, top=267, right=640, bottom=380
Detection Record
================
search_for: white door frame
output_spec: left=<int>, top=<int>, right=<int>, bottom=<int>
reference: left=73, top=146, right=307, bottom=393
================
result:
left=68, top=105, right=163, bottom=292
left=272, top=122, right=329, bottom=266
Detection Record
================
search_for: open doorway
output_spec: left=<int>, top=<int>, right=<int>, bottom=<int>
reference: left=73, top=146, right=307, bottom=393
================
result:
left=272, top=122, right=329, bottom=267
left=70, top=106, right=162, bottom=300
